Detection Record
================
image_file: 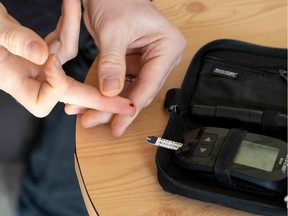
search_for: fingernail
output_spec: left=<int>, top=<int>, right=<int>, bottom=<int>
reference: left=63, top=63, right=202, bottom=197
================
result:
left=102, top=76, right=121, bottom=93
left=28, top=41, right=45, bottom=64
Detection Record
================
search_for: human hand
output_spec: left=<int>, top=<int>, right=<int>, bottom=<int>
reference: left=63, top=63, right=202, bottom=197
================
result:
left=0, top=3, right=48, bottom=64
left=70, top=0, right=186, bottom=136
left=0, top=0, right=136, bottom=117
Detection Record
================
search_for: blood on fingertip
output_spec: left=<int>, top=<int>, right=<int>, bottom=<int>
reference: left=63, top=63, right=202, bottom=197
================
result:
left=129, top=103, right=135, bottom=108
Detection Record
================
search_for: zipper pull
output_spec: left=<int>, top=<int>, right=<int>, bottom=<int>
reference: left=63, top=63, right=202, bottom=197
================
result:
left=279, top=70, right=287, bottom=81
left=167, top=105, right=189, bottom=115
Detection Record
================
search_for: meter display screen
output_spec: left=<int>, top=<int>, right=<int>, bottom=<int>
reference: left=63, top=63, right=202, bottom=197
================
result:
left=234, top=140, right=279, bottom=172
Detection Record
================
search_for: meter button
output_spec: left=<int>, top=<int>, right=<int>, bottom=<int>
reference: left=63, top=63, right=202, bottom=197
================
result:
left=193, top=145, right=212, bottom=157
left=199, top=133, right=218, bottom=146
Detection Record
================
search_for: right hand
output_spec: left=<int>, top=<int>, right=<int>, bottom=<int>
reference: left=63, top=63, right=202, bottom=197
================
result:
left=71, top=0, right=186, bottom=136
left=0, top=1, right=136, bottom=118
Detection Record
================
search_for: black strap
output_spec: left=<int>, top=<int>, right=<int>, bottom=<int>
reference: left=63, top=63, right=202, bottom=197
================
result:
left=164, top=88, right=180, bottom=113
left=262, top=110, right=279, bottom=136
left=214, top=129, right=247, bottom=188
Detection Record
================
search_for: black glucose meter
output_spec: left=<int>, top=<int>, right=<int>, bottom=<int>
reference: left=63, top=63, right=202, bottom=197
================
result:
left=174, top=127, right=287, bottom=193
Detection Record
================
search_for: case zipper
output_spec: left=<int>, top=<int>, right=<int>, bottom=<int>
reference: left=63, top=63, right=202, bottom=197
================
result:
left=205, top=56, right=284, bottom=77
left=279, top=70, right=287, bottom=81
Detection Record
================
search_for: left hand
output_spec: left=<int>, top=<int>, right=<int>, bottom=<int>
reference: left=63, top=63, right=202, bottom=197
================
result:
left=0, top=0, right=136, bottom=118
left=0, top=0, right=81, bottom=117
left=66, top=0, right=186, bottom=136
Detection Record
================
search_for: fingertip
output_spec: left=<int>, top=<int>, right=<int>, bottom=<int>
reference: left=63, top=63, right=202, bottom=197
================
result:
left=64, top=104, right=87, bottom=115
left=123, top=101, right=137, bottom=117
left=44, top=54, right=62, bottom=76
left=110, top=115, right=134, bottom=137
left=111, top=130, right=124, bottom=138
left=1, top=20, right=49, bottom=64
left=129, top=104, right=137, bottom=117
left=111, top=123, right=127, bottom=137
left=81, top=118, right=99, bottom=128
left=43, top=54, right=67, bottom=91
left=81, top=110, right=113, bottom=128
left=27, top=40, right=49, bottom=65
left=102, top=95, right=136, bottom=117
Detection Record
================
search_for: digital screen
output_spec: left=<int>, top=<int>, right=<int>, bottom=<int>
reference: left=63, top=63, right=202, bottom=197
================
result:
left=234, top=140, right=279, bottom=172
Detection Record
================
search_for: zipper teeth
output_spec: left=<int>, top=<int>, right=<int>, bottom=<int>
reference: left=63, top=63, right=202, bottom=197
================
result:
left=205, top=57, right=282, bottom=76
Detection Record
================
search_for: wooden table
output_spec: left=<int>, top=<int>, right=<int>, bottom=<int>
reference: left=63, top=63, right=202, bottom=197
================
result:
left=75, top=0, right=287, bottom=215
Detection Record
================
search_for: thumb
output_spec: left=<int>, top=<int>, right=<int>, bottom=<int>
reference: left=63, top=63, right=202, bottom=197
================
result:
left=0, top=7, right=48, bottom=64
left=98, top=37, right=127, bottom=97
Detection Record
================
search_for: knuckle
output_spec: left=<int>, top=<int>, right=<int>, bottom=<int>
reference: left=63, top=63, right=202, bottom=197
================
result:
left=0, top=4, right=8, bottom=18
left=0, top=46, right=9, bottom=63
left=32, top=106, right=49, bottom=118
left=172, top=29, right=186, bottom=51
left=99, top=52, right=125, bottom=70
left=2, top=27, right=18, bottom=48
left=30, top=108, right=45, bottom=118
left=34, top=112, right=47, bottom=118
left=179, top=35, right=187, bottom=52
left=35, top=112, right=48, bottom=118
left=67, top=45, right=78, bottom=59
left=167, top=26, right=186, bottom=50
left=61, top=42, right=78, bottom=61
left=92, top=13, right=119, bottom=35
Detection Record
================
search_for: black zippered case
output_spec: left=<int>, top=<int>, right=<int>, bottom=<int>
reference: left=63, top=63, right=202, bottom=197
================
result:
left=155, top=39, right=287, bottom=215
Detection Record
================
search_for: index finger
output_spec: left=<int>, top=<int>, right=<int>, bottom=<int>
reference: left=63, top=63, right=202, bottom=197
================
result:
left=60, top=79, right=136, bottom=117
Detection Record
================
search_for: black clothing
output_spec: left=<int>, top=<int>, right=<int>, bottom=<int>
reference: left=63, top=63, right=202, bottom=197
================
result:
left=0, top=1, right=97, bottom=215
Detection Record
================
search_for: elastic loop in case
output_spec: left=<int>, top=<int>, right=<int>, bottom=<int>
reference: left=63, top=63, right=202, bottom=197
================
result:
left=214, top=128, right=247, bottom=188
left=262, top=110, right=279, bottom=136
left=164, top=88, right=180, bottom=112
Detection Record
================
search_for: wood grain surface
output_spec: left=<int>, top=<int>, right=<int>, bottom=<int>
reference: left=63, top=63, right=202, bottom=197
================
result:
left=75, top=0, right=287, bottom=215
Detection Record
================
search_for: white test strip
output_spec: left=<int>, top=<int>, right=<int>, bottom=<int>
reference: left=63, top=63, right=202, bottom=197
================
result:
left=146, top=136, right=183, bottom=150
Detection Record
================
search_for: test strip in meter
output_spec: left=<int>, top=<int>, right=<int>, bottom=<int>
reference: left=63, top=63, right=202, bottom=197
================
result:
left=146, top=136, right=183, bottom=150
